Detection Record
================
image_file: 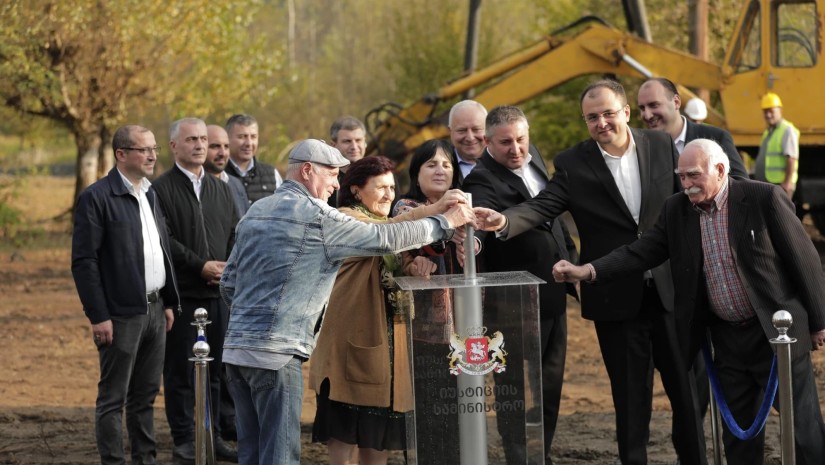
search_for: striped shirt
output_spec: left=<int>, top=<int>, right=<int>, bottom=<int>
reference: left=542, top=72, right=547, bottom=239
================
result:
left=696, top=178, right=756, bottom=322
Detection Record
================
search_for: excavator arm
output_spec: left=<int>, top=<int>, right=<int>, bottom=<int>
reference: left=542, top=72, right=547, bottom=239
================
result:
left=366, top=17, right=723, bottom=162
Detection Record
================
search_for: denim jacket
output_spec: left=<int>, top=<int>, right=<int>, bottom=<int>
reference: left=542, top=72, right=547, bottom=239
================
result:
left=221, top=180, right=453, bottom=360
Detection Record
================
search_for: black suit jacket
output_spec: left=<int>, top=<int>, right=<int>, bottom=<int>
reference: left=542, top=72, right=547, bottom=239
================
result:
left=502, top=128, right=681, bottom=321
left=684, top=119, right=748, bottom=178
left=593, top=177, right=825, bottom=359
left=463, top=149, right=578, bottom=319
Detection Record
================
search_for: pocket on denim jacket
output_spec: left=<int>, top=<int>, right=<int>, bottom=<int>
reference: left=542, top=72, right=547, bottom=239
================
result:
left=344, top=342, right=388, bottom=385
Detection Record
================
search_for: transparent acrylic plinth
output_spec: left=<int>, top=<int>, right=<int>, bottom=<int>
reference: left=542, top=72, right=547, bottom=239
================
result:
left=395, top=271, right=545, bottom=465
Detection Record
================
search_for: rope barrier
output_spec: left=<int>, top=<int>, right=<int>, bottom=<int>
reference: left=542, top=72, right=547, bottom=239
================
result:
left=701, top=339, right=778, bottom=440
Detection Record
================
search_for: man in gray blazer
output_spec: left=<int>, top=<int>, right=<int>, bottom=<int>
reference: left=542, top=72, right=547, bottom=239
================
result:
left=553, top=138, right=825, bottom=465
left=475, top=80, right=706, bottom=465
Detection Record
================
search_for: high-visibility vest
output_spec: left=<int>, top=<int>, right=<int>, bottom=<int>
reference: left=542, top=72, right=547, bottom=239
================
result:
left=760, top=119, right=799, bottom=184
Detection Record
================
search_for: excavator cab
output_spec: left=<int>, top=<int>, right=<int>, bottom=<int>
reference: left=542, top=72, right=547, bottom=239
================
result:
left=721, top=0, right=825, bottom=227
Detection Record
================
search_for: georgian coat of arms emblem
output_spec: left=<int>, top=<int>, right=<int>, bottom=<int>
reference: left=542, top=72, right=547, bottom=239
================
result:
left=447, top=327, right=507, bottom=376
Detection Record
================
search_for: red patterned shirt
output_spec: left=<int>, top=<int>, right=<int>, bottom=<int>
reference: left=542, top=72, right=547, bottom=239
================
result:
left=697, top=178, right=756, bottom=322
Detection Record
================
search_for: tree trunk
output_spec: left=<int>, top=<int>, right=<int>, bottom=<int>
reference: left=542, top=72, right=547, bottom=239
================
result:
left=73, top=130, right=102, bottom=209
left=97, top=126, right=113, bottom=178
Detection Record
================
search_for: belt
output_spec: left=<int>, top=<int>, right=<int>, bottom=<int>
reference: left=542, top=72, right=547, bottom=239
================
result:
left=147, top=290, right=160, bottom=304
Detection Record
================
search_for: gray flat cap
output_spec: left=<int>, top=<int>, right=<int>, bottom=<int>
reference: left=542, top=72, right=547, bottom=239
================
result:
left=288, top=139, right=350, bottom=168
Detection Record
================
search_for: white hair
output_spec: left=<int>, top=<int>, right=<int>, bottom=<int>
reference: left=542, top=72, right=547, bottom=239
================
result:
left=448, top=100, right=487, bottom=128
left=683, top=138, right=729, bottom=176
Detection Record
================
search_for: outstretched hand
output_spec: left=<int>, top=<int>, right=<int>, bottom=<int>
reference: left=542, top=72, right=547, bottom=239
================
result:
left=442, top=203, right=476, bottom=230
left=432, top=189, right=468, bottom=213
left=552, top=260, right=591, bottom=283
left=473, top=207, right=507, bottom=231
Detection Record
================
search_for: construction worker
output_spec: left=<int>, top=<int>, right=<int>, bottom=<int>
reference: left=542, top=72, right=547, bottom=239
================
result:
left=755, top=92, right=799, bottom=196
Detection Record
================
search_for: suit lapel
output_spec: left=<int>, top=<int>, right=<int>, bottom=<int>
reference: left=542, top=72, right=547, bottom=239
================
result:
left=582, top=138, right=636, bottom=223
left=726, top=178, right=750, bottom=253
left=684, top=119, right=697, bottom=142
left=634, top=128, right=652, bottom=215
left=480, top=151, right=532, bottom=200
left=681, top=196, right=702, bottom=269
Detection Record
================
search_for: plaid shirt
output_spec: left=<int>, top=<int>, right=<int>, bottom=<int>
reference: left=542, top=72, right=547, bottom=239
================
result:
left=697, top=178, right=756, bottom=322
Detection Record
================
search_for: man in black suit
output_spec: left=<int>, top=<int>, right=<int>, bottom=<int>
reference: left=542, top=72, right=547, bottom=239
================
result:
left=462, top=106, right=577, bottom=465
left=553, top=138, right=825, bottom=465
left=637, top=77, right=748, bottom=177
left=474, top=80, right=707, bottom=465
left=637, top=77, right=748, bottom=448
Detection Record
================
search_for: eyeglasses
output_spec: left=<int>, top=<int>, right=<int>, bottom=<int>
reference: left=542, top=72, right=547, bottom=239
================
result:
left=120, top=146, right=161, bottom=156
left=583, top=106, right=626, bottom=125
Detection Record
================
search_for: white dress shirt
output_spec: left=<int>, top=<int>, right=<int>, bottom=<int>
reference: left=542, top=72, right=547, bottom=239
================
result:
left=597, top=130, right=642, bottom=225
left=176, top=163, right=205, bottom=201
left=117, top=169, right=166, bottom=293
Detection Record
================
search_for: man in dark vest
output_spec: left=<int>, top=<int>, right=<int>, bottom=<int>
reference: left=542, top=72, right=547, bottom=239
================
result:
left=224, top=114, right=282, bottom=207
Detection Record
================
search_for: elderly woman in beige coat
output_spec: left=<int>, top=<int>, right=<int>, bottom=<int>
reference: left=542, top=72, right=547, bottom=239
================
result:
left=309, top=155, right=465, bottom=465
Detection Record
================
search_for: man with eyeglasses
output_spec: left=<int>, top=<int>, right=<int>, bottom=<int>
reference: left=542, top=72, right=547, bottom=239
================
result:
left=72, top=125, right=181, bottom=465
left=152, top=118, right=239, bottom=464
left=224, top=114, right=283, bottom=207
left=475, top=80, right=707, bottom=465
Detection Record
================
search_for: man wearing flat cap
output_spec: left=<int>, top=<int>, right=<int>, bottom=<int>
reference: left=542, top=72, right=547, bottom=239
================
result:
left=219, top=139, right=477, bottom=465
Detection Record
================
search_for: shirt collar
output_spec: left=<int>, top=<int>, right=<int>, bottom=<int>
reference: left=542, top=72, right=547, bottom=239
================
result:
left=454, top=148, right=477, bottom=166
left=116, top=168, right=151, bottom=194
left=175, top=162, right=205, bottom=183
left=597, top=128, right=636, bottom=160
left=675, top=116, right=688, bottom=148
left=229, top=157, right=255, bottom=174
left=218, top=171, right=229, bottom=183
left=693, top=176, right=730, bottom=213
left=509, top=152, right=534, bottom=175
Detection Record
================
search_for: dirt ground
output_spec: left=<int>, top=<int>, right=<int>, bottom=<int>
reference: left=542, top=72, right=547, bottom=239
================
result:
left=1, top=176, right=824, bottom=465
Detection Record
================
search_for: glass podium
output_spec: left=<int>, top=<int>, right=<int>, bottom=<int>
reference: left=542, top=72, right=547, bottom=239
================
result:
left=395, top=271, right=544, bottom=465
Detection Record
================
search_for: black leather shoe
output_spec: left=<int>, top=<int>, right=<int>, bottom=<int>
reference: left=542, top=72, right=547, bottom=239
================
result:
left=172, top=442, right=195, bottom=465
left=215, top=437, right=238, bottom=463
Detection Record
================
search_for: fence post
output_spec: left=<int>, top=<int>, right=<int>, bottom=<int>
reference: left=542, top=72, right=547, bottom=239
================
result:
left=770, top=310, right=796, bottom=465
left=190, top=308, right=216, bottom=465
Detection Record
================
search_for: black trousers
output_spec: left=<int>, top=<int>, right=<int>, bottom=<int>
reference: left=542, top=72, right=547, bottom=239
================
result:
left=163, top=297, right=229, bottom=445
left=709, top=317, right=825, bottom=465
left=593, top=283, right=707, bottom=465
left=539, top=314, right=566, bottom=463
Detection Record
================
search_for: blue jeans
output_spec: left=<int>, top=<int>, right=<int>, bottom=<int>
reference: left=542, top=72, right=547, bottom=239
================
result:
left=225, top=359, right=303, bottom=465
left=96, top=301, right=166, bottom=465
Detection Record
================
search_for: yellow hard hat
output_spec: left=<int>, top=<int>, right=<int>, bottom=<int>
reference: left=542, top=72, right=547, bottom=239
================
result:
left=761, top=92, right=783, bottom=109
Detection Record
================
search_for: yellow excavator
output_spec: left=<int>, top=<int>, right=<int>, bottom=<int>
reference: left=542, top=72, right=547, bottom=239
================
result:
left=365, top=0, right=825, bottom=229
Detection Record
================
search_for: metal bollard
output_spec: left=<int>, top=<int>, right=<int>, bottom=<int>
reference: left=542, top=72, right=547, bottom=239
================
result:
left=190, top=308, right=216, bottom=465
left=453, top=192, right=488, bottom=465
left=770, top=310, right=796, bottom=465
